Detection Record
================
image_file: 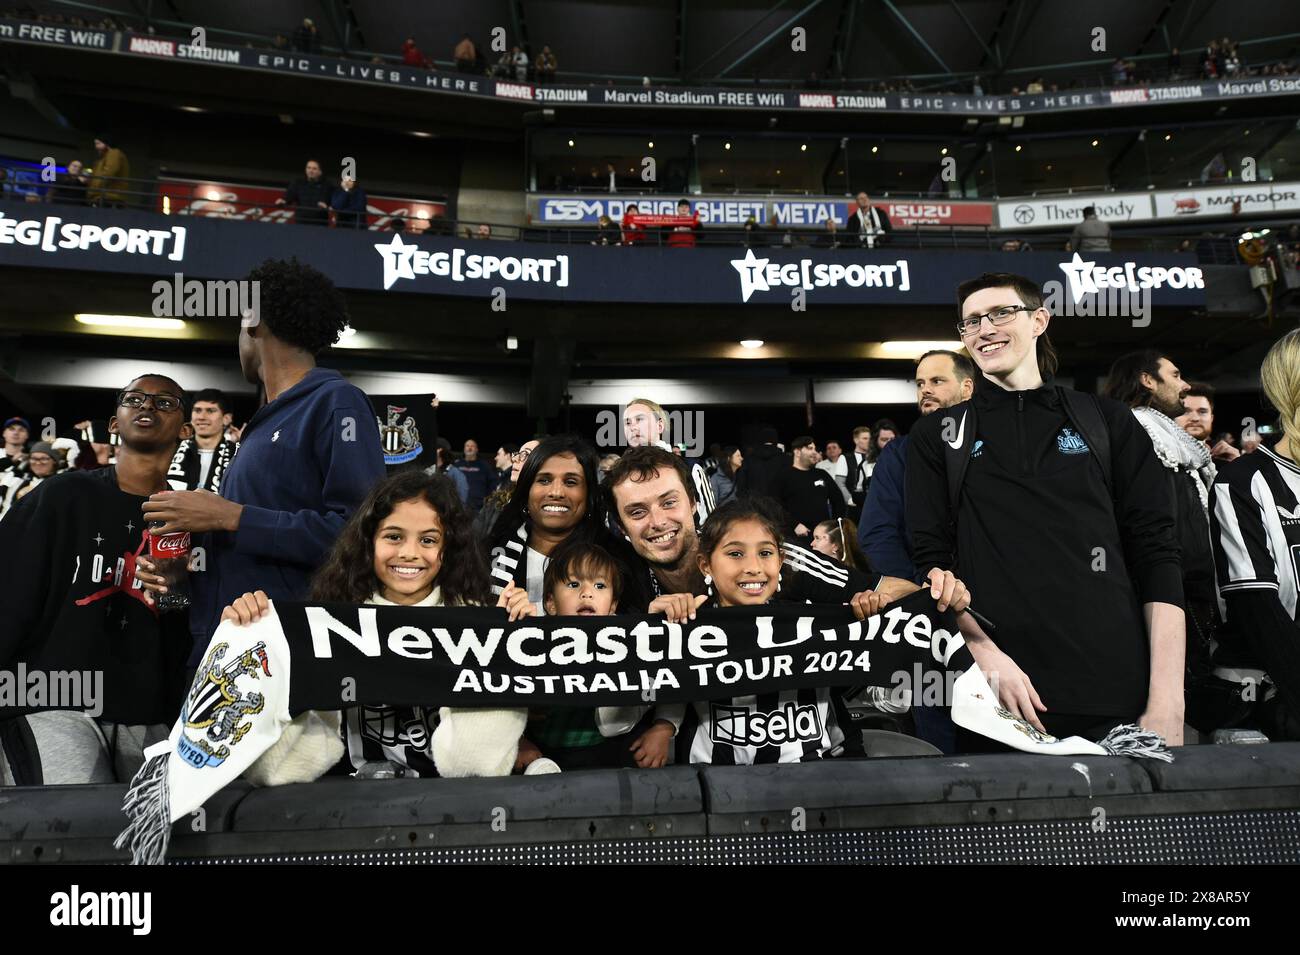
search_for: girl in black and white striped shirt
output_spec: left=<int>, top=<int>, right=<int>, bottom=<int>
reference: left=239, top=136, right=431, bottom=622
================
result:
left=1210, top=329, right=1300, bottom=738
left=684, top=498, right=877, bottom=765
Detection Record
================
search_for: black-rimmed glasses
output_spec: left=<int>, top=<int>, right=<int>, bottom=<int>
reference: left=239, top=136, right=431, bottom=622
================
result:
left=957, top=304, right=1035, bottom=337
left=117, top=391, right=183, bottom=413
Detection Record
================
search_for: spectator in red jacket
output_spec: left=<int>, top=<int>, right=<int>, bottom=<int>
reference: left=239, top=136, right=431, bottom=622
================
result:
left=401, top=38, right=431, bottom=69
left=622, top=203, right=645, bottom=245
left=666, top=199, right=700, bottom=248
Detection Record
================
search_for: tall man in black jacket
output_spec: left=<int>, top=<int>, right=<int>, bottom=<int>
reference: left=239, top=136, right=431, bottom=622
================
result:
left=1104, top=351, right=1221, bottom=724
left=774, top=436, right=844, bottom=542
left=906, top=273, right=1186, bottom=746
left=275, top=159, right=332, bottom=226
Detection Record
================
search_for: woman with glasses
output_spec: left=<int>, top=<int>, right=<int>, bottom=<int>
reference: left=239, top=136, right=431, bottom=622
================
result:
left=474, top=438, right=539, bottom=541
left=904, top=271, right=1186, bottom=750
left=0, top=440, right=62, bottom=520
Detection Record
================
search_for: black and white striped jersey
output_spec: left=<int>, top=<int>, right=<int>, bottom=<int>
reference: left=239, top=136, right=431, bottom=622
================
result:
left=688, top=686, right=848, bottom=765
left=344, top=705, right=440, bottom=777
left=1210, top=447, right=1300, bottom=622
left=777, top=540, right=880, bottom=601
left=690, top=460, right=716, bottom=527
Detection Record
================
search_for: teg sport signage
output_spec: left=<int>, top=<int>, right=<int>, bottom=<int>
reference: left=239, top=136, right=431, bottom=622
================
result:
left=0, top=201, right=1209, bottom=308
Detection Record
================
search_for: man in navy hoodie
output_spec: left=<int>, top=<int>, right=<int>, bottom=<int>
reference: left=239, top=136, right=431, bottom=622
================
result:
left=139, top=258, right=385, bottom=661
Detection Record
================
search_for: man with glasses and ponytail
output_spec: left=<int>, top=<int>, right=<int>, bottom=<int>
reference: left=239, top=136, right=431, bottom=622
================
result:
left=0, top=375, right=193, bottom=785
left=906, top=272, right=1187, bottom=749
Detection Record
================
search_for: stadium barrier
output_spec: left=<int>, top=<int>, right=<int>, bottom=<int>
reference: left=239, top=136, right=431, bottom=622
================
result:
left=4, top=743, right=1298, bottom=864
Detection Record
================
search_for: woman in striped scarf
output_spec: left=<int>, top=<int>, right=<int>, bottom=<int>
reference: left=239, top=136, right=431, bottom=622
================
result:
left=488, top=434, right=616, bottom=611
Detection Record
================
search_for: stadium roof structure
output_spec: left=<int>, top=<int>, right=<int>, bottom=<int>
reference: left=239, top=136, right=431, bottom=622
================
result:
left=11, top=0, right=1300, bottom=90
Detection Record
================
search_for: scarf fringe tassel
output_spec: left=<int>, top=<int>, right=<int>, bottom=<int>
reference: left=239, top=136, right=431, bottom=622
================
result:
left=1098, top=723, right=1174, bottom=762
left=112, top=752, right=173, bottom=865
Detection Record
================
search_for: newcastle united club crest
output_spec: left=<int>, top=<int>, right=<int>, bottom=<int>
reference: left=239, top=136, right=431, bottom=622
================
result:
left=378, top=405, right=422, bottom=465
left=178, top=641, right=271, bottom=769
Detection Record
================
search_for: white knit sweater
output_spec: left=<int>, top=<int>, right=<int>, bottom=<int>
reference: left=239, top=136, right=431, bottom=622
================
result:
left=242, top=587, right=528, bottom=784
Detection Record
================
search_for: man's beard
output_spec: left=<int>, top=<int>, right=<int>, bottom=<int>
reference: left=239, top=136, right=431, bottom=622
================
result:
left=640, top=527, right=696, bottom=570
left=1155, top=394, right=1187, bottom=419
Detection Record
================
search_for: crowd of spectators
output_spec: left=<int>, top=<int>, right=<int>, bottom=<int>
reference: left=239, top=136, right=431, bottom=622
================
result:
left=8, top=6, right=1300, bottom=815
left=4, top=263, right=1296, bottom=795
left=0, top=3, right=130, bottom=31
left=6, top=6, right=1300, bottom=100
left=0, top=136, right=131, bottom=208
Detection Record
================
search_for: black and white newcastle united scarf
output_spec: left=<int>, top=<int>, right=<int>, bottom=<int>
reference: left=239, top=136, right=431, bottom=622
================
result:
left=115, top=590, right=1169, bottom=863
left=165, top=439, right=236, bottom=492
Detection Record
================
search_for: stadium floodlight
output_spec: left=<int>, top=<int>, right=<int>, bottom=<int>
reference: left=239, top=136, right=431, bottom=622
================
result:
left=76, top=314, right=185, bottom=331
left=879, top=340, right=963, bottom=358
left=334, top=326, right=368, bottom=349
left=739, top=339, right=764, bottom=349
left=178, top=105, right=205, bottom=113
left=725, top=142, right=731, bottom=150
left=1015, top=145, right=1022, bottom=152
left=409, top=131, right=434, bottom=138
left=506, top=335, right=519, bottom=351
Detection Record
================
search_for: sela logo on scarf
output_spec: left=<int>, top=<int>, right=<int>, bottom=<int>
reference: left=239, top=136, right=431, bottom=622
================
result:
left=178, top=641, right=271, bottom=769
left=711, top=701, right=822, bottom=747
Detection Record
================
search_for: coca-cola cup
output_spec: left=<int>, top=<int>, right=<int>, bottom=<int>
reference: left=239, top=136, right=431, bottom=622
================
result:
left=148, top=522, right=192, bottom=611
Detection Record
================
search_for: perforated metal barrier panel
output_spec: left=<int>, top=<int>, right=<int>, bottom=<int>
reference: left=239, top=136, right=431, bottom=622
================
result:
left=5, top=747, right=1300, bottom=864
left=170, top=810, right=1300, bottom=864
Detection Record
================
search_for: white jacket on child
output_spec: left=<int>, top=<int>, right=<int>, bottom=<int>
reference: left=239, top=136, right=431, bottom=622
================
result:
left=243, top=587, right=529, bottom=784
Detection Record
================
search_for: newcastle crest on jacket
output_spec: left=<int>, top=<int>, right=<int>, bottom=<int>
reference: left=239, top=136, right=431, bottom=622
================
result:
left=178, top=641, right=271, bottom=769
left=377, top=405, right=422, bottom=465
left=1056, top=427, right=1089, bottom=455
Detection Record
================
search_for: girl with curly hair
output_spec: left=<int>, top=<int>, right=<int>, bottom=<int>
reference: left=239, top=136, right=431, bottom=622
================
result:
left=221, top=470, right=550, bottom=783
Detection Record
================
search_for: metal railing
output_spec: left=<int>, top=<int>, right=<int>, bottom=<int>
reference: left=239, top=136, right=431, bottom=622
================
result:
left=4, top=165, right=1291, bottom=266
left=10, top=1, right=1300, bottom=97
left=0, top=167, right=449, bottom=230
